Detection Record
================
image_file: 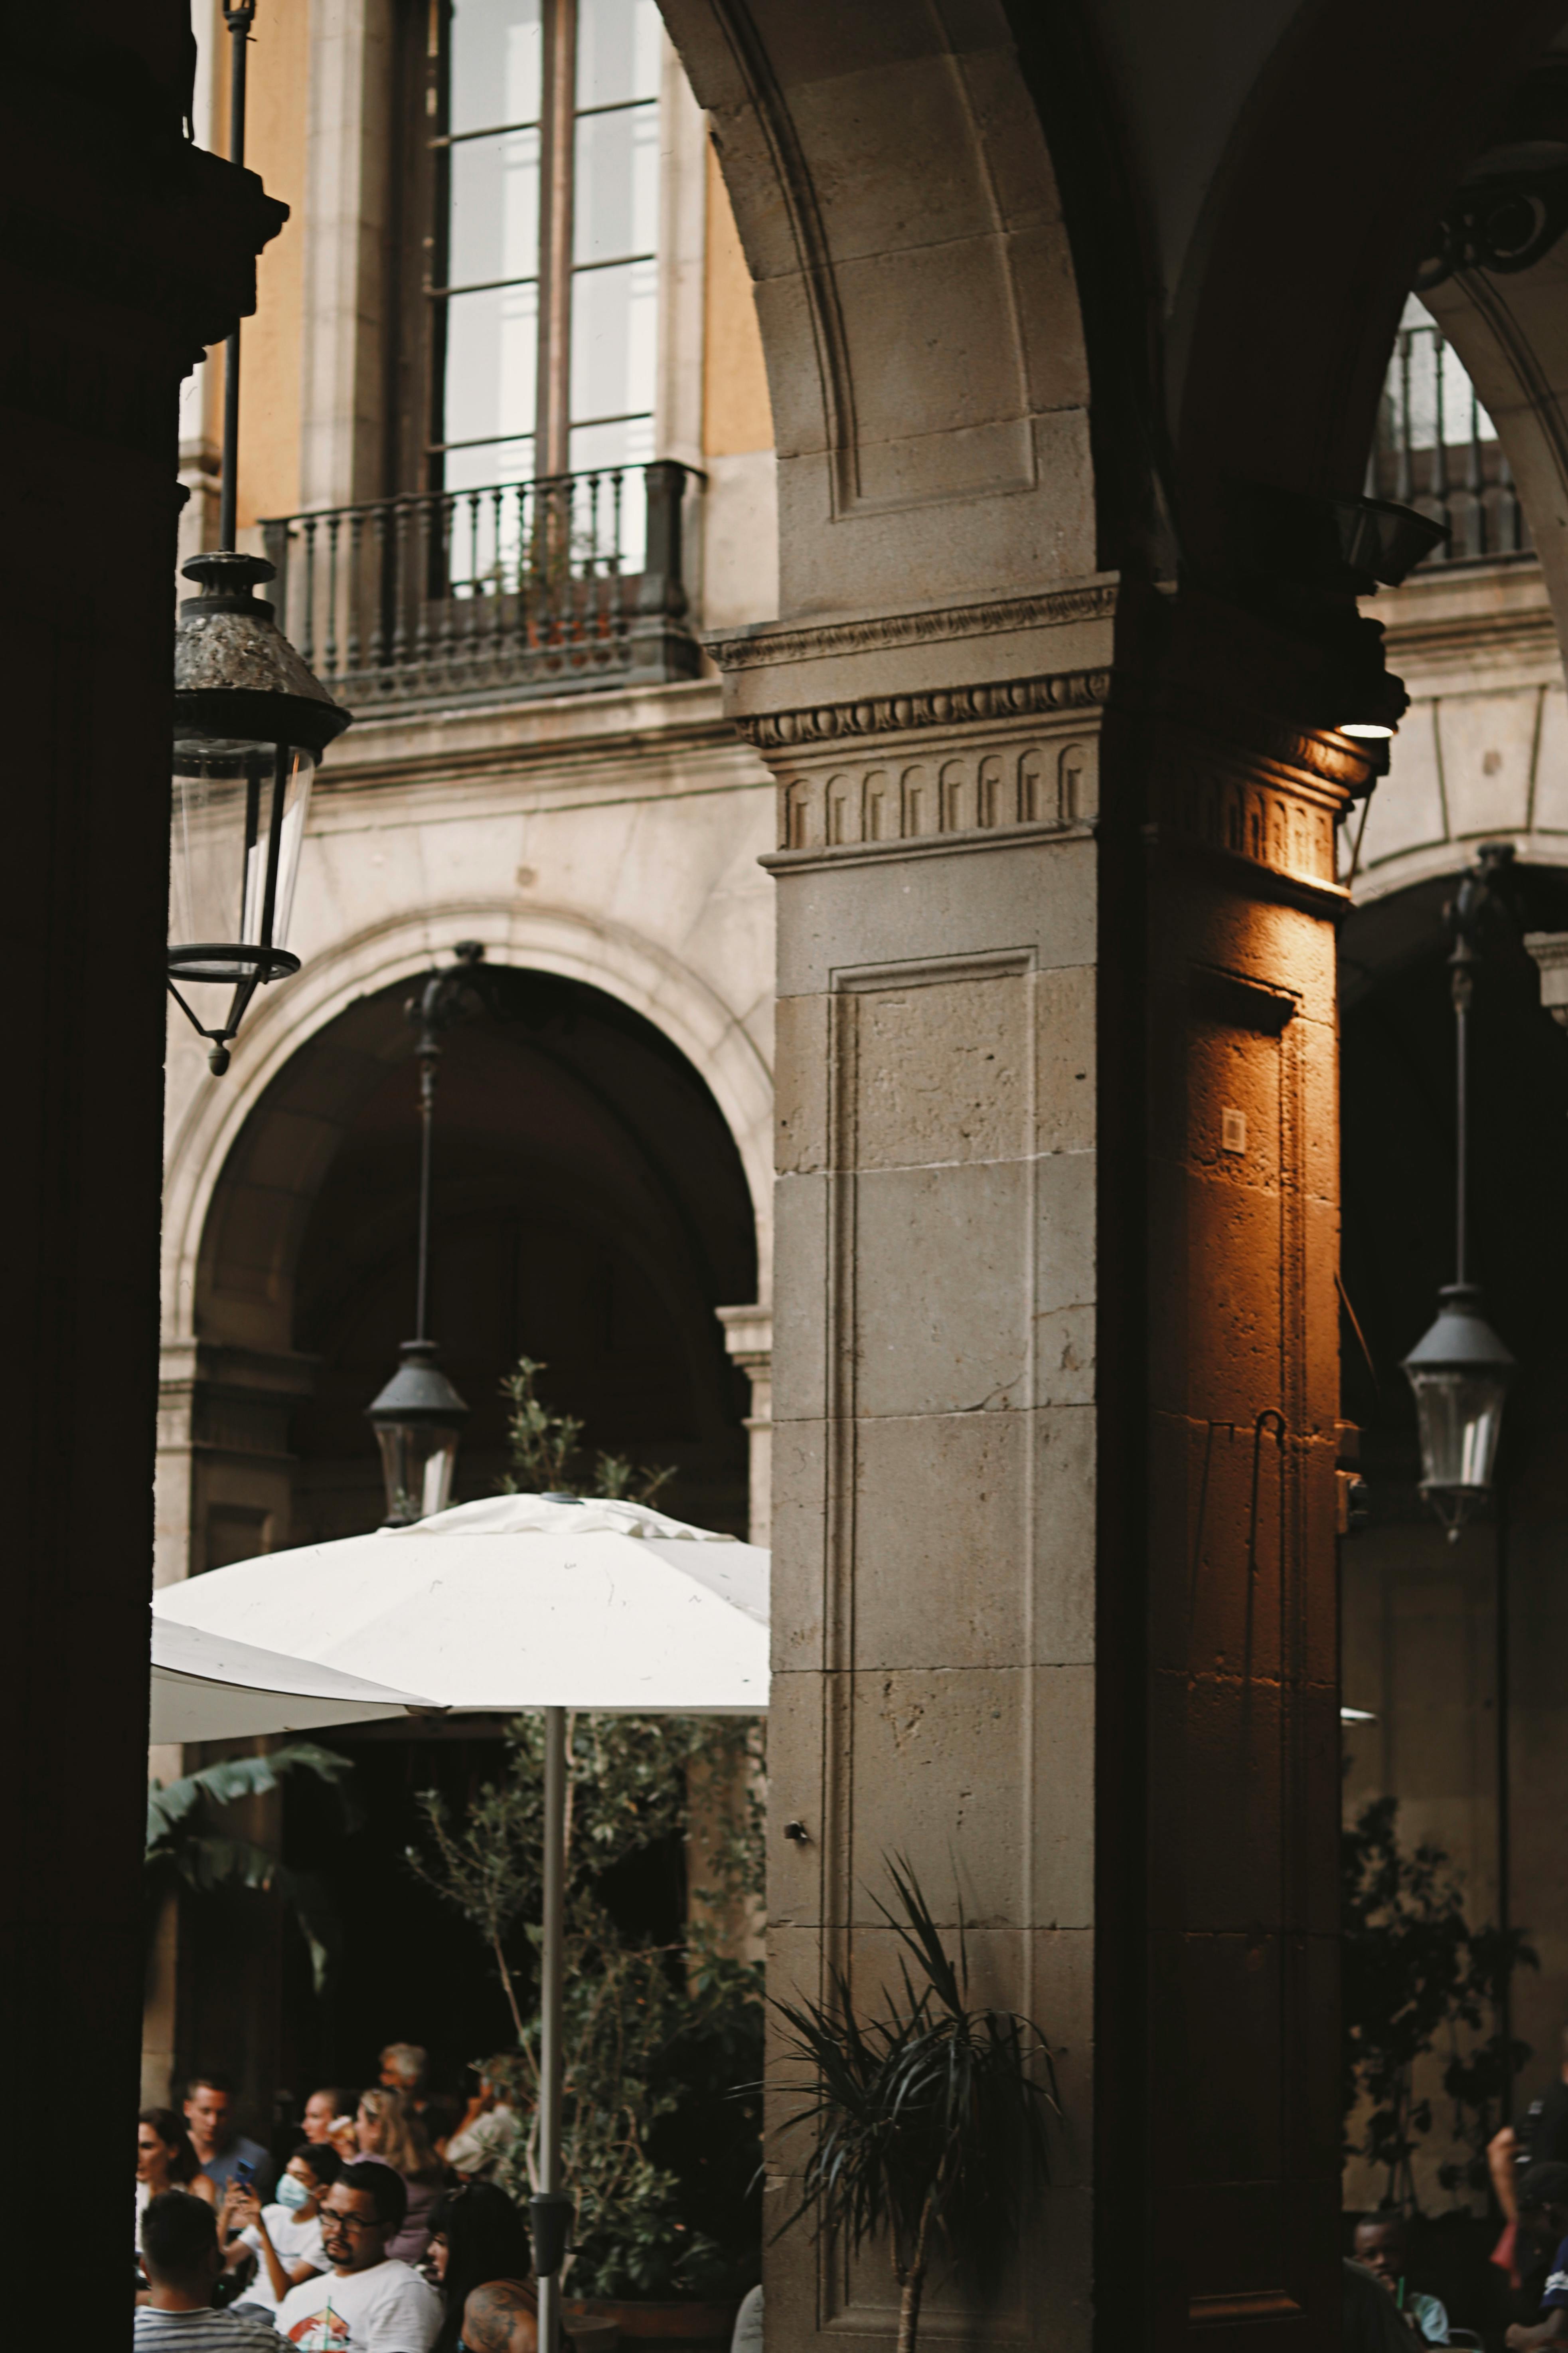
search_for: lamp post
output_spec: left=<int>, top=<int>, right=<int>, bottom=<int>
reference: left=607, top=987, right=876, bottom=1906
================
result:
left=166, top=0, right=350, bottom=1077
left=1403, top=842, right=1517, bottom=1537
left=365, top=945, right=486, bottom=1525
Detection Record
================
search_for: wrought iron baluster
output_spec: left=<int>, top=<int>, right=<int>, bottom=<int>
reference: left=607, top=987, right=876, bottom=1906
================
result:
left=301, top=516, right=318, bottom=668
left=1499, top=443, right=1523, bottom=554
left=1465, top=385, right=1485, bottom=559
left=371, top=503, right=391, bottom=673
left=324, top=513, right=341, bottom=678
left=1430, top=332, right=1451, bottom=551
left=414, top=493, right=435, bottom=670
left=346, top=510, right=364, bottom=673
left=490, top=485, right=506, bottom=652
left=1395, top=332, right=1414, bottom=509
left=391, top=499, right=412, bottom=670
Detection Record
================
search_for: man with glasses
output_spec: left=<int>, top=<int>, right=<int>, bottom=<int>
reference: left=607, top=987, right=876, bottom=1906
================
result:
left=276, top=2162, right=442, bottom=2351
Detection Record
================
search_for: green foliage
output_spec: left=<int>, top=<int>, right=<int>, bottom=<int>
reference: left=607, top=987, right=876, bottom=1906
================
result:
left=1342, top=1792, right=1536, bottom=2209
left=146, top=1743, right=360, bottom=1995
left=409, top=1708, right=765, bottom=2297
left=771, top=1858, right=1058, bottom=2353
left=498, top=1356, right=674, bottom=1509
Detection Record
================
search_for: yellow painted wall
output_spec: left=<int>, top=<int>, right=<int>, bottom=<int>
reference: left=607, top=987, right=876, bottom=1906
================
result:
left=205, top=0, right=308, bottom=529
left=702, top=141, right=772, bottom=459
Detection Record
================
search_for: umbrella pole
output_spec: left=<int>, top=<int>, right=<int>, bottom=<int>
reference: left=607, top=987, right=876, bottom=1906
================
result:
left=537, top=1704, right=567, bottom=2353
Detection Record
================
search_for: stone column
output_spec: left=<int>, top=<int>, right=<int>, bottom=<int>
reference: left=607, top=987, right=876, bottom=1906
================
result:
left=714, top=579, right=1363, bottom=2348
left=0, top=22, right=282, bottom=2324
left=718, top=1303, right=773, bottom=1545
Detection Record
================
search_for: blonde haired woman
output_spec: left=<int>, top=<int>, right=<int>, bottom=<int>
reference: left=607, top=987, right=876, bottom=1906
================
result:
left=355, top=2087, right=445, bottom=2262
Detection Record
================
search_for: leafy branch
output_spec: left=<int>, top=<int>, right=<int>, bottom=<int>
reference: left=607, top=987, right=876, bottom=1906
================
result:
left=498, top=1354, right=673, bottom=1508
left=146, top=1743, right=360, bottom=1995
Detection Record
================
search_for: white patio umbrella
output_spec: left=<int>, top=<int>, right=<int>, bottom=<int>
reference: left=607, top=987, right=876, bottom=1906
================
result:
left=151, top=1492, right=770, bottom=2345
left=151, top=1616, right=432, bottom=1743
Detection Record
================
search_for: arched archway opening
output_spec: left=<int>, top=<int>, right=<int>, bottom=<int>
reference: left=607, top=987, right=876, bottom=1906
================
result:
left=285, top=964, right=758, bottom=1540
left=1340, top=864, right=1568, bottom=2217
left=173, top=960, right=758, bottom=2114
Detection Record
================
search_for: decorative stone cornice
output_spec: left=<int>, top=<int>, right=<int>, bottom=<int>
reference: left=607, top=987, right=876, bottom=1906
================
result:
left=733, top=668, right=1112, bottom=753
left=706, top=583, right=1118, bottom=673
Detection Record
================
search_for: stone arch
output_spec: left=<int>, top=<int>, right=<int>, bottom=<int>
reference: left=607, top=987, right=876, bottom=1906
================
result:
left=658, top=0, right=1097, bottom=617
left=162, top=899, right=774, bottom=1353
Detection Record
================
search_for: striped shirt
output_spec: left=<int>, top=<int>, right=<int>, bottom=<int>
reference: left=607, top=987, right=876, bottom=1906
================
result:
left=135, top=2309, right=280, bottom=2351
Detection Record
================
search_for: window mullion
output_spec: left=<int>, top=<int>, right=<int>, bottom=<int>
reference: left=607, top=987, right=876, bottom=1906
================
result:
left=536, top=0, right=577, bottom=479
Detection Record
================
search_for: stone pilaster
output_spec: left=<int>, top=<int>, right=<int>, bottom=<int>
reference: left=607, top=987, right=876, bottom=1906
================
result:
left=718, top=1304, right=773, bottom=1546
left=714, top=585, right=1114, bottom=2350
left=155, top=1341, right=317, bottom=1594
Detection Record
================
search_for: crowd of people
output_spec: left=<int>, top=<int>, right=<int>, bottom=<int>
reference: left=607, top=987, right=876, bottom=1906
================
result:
left=1341, top=2031, right=1568, bottom=2351
left=135, top=2047, right=527, bottom=2353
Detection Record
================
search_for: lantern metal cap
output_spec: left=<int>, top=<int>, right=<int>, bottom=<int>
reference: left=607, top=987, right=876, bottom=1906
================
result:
left=175, top=550, right=352, bottom=757
left=1401, top=1283, right=1517, bottom=1377
left=365, top=1338, right=470, bottom=1430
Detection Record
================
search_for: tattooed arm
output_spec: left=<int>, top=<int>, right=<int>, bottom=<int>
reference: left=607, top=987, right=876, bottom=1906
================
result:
left=462, top=2280, right=539, bottom=2353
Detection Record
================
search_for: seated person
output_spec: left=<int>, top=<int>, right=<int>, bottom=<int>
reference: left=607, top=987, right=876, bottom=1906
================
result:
left=224, top=2142, right=340, bottom=2315
left=276, top=2159, right=442, bottom=2352
left=443, top=2068, right=519, bottom=2183
left=1346, top=2259, right=1429, bottom=2353
left=1353, top=2213, right=1450, bottom=2345
left=135, top=2189, right=285, bottom=2351
left=461, top=2281, right=539, bottom=2353
left=1507, top=2163, right=1568, bottom=2349
left=427, top=2182, right=535, bottom=2353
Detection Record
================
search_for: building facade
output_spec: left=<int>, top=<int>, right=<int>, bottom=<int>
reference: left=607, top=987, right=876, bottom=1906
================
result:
left=114, top=1, right=1568, bottom=2344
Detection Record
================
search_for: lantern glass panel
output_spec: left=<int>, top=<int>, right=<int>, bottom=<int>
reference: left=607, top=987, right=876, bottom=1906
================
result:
left=373, top=1419, right=461, bottom=1527
left=170, top=734, right=315, bottom=987
left=1409, top=1366, right=1508, bottom=1501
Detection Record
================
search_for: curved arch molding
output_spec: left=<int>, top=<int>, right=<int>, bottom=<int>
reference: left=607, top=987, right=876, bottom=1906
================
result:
left=161, top=899, right=775, bottom=1347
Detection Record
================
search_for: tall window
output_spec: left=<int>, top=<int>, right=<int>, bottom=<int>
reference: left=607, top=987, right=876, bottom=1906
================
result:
left=425, top=0, right=663, bottom=496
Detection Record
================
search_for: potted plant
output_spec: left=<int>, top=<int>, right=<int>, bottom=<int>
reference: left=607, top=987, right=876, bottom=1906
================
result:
left=771, top=1859, right=1059, bottom=2353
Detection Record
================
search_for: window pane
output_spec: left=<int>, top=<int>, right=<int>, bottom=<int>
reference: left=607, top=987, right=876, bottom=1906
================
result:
left=575, top=102, right=658, bottom=267
left=571, top=258, right=656, bottom=428
left=442, top=437, right=536, bottom=493
left=576, top=0, right=662, bottom=108
left=450, top=0, right=543, bottom=132
left=449, top=127, right=541, bottom=289
left=442, top=282, right=539, bottom=447
left=564, top=426, right=651, bottom=569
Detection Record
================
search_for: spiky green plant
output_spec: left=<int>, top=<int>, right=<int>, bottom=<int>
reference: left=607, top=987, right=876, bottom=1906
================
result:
left=771, top=1859, right=1058, bottom=2353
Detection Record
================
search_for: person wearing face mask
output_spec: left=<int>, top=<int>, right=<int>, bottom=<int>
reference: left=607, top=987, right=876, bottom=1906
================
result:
left=223, top=2142, right=340, bottom=2315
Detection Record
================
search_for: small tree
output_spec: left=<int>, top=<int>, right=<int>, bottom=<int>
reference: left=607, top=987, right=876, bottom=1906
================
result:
left=498, top=1354, right=674, bottom=1508
left=408, top=1354, right=763, bottom=2296
left=771, top=1859, right=1059, bottom=2353
left=1342, top=1792, right=1535, bottom=2207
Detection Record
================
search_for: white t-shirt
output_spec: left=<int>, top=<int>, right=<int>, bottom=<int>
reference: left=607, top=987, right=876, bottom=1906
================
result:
left=239, top=2205, right=329, bottom=2311
left=276, top=2258, right=443, bottom=2353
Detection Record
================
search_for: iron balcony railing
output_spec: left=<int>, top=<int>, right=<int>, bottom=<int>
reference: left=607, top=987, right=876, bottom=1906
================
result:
left=260, top=459, right=703, bottom=712
left=1369, top=321, right=1530, bottom=569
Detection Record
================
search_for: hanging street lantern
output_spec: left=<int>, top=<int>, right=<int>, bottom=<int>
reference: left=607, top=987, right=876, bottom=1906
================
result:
left=1404, top=842, right=1518, bottom=1538
left=1403, top=1283, right=1515, bottom=1538
left=166, top=0, right=350, bottom=1076
left=365, top=945, right=488, bottom=1525
left=366, top=1338, right=471, bottom=1529
left=169, top=552, right=351, bottom=1073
